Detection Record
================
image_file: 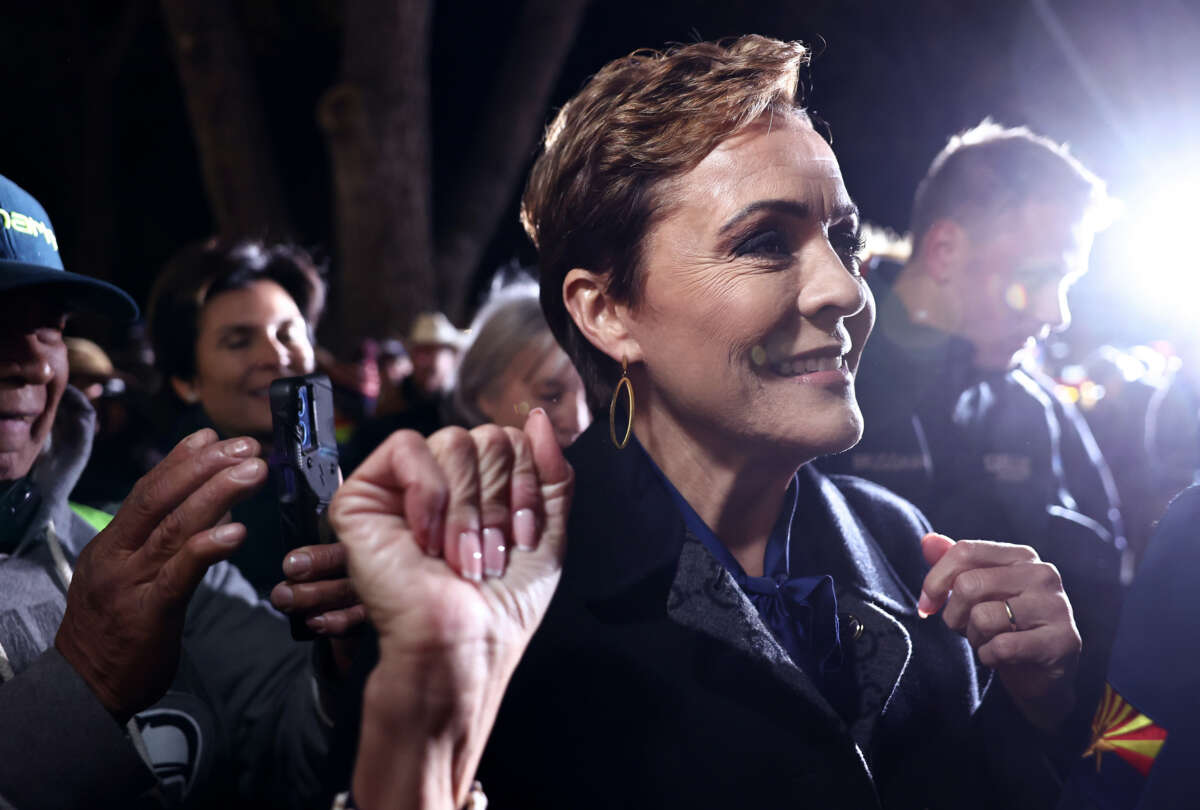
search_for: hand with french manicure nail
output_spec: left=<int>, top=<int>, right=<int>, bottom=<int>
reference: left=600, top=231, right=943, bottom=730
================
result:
left=331, top=408, right=572, bottom=654
left=917, top=532, right=1082, bottom=730
left=55, top=428, right=269, bottom=721
left=330, top=408, right=573, bottom=807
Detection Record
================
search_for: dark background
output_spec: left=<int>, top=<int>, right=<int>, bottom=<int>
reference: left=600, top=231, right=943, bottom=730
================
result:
left=3, top=0, right=1198, bottom=352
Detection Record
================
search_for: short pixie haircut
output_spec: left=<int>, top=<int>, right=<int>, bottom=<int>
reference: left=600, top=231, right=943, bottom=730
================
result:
left=521, top=35, right=811, bottom=409
left=148, top=238, right=326, bottom=382
left=910, top=120, right=1112, bottom=252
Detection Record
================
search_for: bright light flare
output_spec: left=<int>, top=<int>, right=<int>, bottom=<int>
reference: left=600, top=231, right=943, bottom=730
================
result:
left=1115, top=171, right=1200, bottom=321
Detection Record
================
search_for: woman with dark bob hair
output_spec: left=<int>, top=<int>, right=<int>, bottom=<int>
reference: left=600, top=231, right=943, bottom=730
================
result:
left=148, top=238, right=324, bottom=444
left=147, top=240, right=359, bottom=624
left=329, top=36, right=1081, bottom=809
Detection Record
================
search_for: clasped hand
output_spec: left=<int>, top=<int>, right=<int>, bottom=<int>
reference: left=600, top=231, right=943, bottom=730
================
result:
left=331, top=409, right=572, bottom=810
left=918, top=533, right=1082, bottom=731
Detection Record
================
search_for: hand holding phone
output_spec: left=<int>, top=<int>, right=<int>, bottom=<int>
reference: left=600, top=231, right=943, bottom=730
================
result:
left=270, top=374, right=341, bottom=639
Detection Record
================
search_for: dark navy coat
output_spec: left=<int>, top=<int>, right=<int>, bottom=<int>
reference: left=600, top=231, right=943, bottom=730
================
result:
left=1059, top=485, right=1200, bottom=809
left=820, top=264, right=1126, bottom=754
left=478, top=419, right=1061, bottom=809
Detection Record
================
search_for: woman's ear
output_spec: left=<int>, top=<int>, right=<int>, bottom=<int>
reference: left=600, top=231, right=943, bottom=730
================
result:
left=170, top=376, right=200, bottom=404
left=562, top=269, right=643, bottom=364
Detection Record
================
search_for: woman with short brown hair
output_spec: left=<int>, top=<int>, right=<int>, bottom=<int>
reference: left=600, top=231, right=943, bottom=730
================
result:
left=336, top=35, right=1081, bottom=809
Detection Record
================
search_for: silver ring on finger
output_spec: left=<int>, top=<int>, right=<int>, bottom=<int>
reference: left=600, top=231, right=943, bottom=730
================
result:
left=1003, top=599, right=1018, bottom=632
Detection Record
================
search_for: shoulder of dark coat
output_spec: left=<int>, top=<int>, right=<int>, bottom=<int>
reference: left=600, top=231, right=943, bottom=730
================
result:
left=826, top=472, right=932, bottom=592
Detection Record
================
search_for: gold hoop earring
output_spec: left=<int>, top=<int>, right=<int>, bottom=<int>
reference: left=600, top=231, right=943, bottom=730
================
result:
left=609, top=358, right=635, bottom=450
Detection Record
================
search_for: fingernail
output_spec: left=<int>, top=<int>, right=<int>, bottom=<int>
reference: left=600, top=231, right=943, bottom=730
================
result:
left=226, top=438, right=253, bottom=457
left=185, top=428, right=211, bottom=449
left=284, top=552, right=312, bottom=576
left=529, top=407, right=547, bottom=418
left=460, top=530, right=483, bottom=582
left=513, top=508, right=536, bottom=551
left=307, top=614, right=326, bottom=632
left=210, top=523, right=242, bottom=545
left=229, top=458, right=265, bottom=482
left=272, top=584, right=294, bottom=609
left=482, top=527, right=507, bottom=577
left=917, top=590, right=936, bottom=619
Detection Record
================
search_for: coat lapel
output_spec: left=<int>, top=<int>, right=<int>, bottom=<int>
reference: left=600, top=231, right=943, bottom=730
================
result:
left=665, top=535, right=848, bottom=733
left=801, top=468, right=918, bottom=750
left=567, top=422, right=917, bottom=759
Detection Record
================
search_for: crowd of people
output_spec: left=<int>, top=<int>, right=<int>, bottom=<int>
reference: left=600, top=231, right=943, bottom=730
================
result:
left=1, top=34, right=1196, bottom=810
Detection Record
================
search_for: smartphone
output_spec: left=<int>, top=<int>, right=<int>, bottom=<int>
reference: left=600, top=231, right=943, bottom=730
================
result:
left=269, top=373, right=340, bottom=640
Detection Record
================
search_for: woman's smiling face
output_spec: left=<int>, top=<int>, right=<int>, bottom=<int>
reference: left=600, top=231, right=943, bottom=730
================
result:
left=623, top=112, right=874, bottom=464
left=180, top=279, right=315, bottom=439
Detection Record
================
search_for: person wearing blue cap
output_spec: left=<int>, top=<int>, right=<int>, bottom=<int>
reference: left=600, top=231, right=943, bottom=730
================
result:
left=0, top=174, right=339, bottom=808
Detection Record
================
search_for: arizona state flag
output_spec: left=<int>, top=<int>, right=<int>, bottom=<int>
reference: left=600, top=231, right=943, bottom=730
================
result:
left=1063, top=684, right=1168, bottom=808
left=1082, top=686, right=1167, bottom=778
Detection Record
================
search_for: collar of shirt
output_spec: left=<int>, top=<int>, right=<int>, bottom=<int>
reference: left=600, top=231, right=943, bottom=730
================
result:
left=635, top=442, right=843, bottom=680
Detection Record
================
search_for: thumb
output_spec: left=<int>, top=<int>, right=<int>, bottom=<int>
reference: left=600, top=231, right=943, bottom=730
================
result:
left=921, top=532, right=955, bottom=567
left=524, top=408, right=573, bottom=562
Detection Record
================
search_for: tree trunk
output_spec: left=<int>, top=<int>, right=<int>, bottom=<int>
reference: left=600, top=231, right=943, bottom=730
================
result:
left=435, top=0, right=590, bottom=322
left=67, top=1, right=147, bottom=285
left=160, top=0, right=292, bottom=238
left=319, top=0, right=435, bottom=354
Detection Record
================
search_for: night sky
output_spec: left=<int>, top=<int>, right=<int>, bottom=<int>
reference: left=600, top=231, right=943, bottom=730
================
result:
left=4, top=0, right=1198, bottom=352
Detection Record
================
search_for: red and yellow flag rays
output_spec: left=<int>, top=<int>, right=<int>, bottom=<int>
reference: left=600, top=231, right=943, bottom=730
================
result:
left=1083, top=685, right=1168, bottom=776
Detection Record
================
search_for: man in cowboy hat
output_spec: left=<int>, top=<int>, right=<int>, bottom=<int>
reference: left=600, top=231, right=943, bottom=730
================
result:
left=404, top=311, right=467, bottom=403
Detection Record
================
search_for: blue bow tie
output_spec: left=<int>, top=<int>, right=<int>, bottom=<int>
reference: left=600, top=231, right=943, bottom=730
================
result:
left=741, top=572, right=843, bottom=679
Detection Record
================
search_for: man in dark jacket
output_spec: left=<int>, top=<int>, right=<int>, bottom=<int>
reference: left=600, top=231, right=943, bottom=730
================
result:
left=819, top=121, right=1126, bottom=761
left=0, top=174, right=338, bottom=808
left=1057, top=485, right=1200, bottom=810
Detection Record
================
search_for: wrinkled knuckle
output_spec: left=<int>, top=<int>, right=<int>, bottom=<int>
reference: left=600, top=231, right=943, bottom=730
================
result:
left=430, top=425, right=472, bottom=455
left=503, top=425, right=528, bottom=454
left=955, top=570, right=985, bottom=600
left=968, top=600, right=997, bottom=629
left=390, top=429, right=425, bottom=450
left=473, top=424, right=514, bottom=460
left=129, top=477, right=164, bottom=520
left=156, top=509, right=187, bottom=544
left=1014, top=543, right=1039, bottom=562
left=1034, top=561, right=1063, bottom=589
left=945, top=541, right=973, bottom=566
